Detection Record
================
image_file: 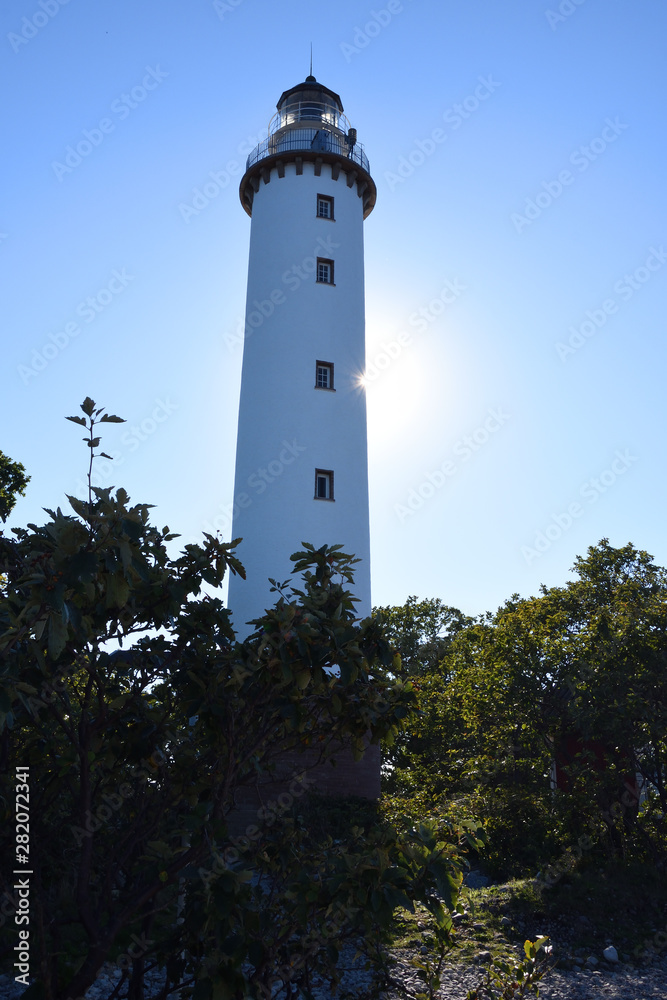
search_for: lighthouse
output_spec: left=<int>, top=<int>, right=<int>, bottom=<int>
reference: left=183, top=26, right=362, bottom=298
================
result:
left=229, top=75, right=377, bottom=632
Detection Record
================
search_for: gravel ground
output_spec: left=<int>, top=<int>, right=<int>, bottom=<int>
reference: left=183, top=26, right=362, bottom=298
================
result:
left=383, top=950, right=667, bottom=999
left=2, top=949, right=666, bottom=999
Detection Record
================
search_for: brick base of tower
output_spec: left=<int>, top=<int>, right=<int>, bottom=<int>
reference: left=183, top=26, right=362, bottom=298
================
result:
left=226, top=739, right=381, bottom=836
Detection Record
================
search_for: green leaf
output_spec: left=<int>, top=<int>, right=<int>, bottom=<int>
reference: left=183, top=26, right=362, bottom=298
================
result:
left=99, top=414, right=126, bottom=423
left=147, top=840, right=172, bottom=857
left=66, top=494, right=90, bottom=519
left=32, top=619, right=47, bottom=640
left=80, top=397, right=96, bottom=416
left=0, top=711, right=14, bottom=731
left=118, top=541, right=133, bottom=571
left=47, top=613, right=68, bottom=660
left=66, top=550, right=98, bottom=582
left=106, top=574, right=130, bottom=609
left=66, top=415, right=87, bottom=426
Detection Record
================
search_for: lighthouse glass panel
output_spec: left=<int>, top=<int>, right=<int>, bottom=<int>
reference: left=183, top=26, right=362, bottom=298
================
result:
left=316, top=362, right=333, bottom=389
left=316, top=258, right=334, bottom=284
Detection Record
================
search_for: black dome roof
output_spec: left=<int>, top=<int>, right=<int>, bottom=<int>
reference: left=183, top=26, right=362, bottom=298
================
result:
left=276, top=77, right=343, bottom=114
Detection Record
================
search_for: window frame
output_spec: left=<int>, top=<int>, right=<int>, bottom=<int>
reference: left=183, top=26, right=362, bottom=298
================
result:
left=315, top=361, right=335, bottom=391
left=316, top=194, right=335, bottom=221
left=314, top=469, right=334, bottom=501
left=316, top=258, right=335, bottom=285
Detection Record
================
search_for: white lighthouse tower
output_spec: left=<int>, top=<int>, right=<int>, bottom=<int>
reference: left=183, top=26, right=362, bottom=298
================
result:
left=229, top=75, right=377, bottom=632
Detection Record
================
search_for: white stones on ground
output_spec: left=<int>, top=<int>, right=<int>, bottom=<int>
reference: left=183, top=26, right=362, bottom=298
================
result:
left=603, top=945, right=619, bottom=962
left=586, top=954, right=598, bottom=967
left=464, top=870, right=491, bottom=888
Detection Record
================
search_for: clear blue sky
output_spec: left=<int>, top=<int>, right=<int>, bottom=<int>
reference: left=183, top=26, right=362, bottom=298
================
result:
left=2, top=0, right=666, bottom=617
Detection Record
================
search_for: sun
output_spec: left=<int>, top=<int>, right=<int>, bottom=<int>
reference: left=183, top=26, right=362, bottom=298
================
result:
left=353, top=369, right=371, bottom=392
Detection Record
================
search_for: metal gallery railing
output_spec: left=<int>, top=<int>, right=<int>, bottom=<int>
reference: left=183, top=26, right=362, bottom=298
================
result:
left=245, top=128, right=370, bottom=174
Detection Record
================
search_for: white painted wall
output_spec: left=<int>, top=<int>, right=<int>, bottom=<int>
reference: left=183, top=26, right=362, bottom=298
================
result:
left=228, top=160, right=372, bottom=632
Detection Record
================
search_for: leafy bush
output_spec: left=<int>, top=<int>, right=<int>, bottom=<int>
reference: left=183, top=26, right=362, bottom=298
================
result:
left=379, top=540, right=667, bottom=879
left=1, top=399, right=547, bottom=1000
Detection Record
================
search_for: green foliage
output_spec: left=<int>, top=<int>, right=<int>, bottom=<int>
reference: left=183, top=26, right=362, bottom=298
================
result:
left=19, top=398, right=664, bottom=1000
left=539, top=860, right=667, bottom=961
left=0, top=399, right=556, bottom=1000
left=465, top=938, right=551, bottom=1000
left=373, top=597, right=474, bottom=794
left=382, top=540, right=667, bottom=877
left=0, top=449, right=30, bottom=523
left=373, top=596, right=472, bottom=678
left=290, top=791, right=381, bottom=841
left=3, top=398, right=508, bottom=1000
left=66, top=396, right=126, bottom=513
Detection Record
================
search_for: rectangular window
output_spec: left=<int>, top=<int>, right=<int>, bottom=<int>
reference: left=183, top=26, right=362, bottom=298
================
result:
left=315, top=361, right=334, bottom=390
left=316, top=258, right=334, bottom=284
left=317, top=194, right=334, bottom=220
left=315, top=469, right=334, bottom=500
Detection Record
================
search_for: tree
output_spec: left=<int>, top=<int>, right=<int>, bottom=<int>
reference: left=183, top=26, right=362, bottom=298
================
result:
left=0, top=399, right=461, bottom=1000
left=0, top=450, right=29, bottom=523
left=544, top=541, right=667, bottom=845
left=0, top=399, right=551, bottom=1000
left=373, top=596, right=471, bottom=678
left=380, top=542, right=667, bottom=875
left=373, top=598, right=476, bottom=799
